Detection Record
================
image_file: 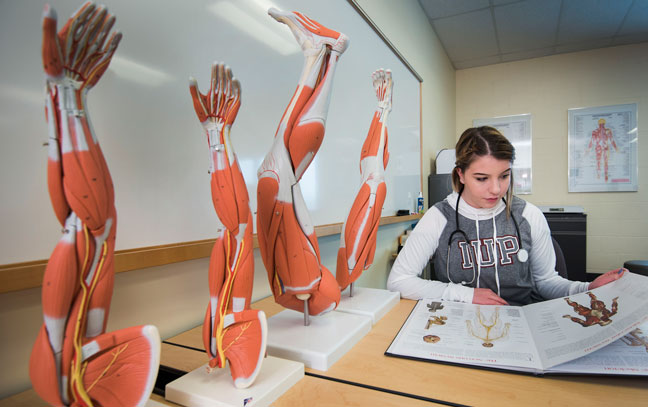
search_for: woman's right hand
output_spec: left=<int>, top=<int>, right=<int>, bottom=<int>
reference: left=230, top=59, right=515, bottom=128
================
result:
left=472, top=288, right=509, bottom=305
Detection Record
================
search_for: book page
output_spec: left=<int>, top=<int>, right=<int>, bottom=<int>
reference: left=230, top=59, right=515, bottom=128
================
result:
left=523, top=272, right=648, bottom=370
left=386, top=300, right=542, bottom=371
left=548, top=322, right=648, bottom=375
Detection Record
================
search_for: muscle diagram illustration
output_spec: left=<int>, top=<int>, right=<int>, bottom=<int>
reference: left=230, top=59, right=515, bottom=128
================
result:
left=189, top=63, right=267, bottom=388
left=427, top=302, right=445, bottom=312
left=336, top=69, right=392, bottom=292
left=586, top=118, right=618, bottom=182
left=563, top=292, right=619, bottom=327
left=425, top=316, right=447, bottom=329
left=466, top=307, right=510, bottom=348
left=620, top=328, right=648, bottom=353
left=423, top=335, right=441, bottom=344
left=257, top=9, right=348, bottom=317
left=30, top=3, right=160, bottom=406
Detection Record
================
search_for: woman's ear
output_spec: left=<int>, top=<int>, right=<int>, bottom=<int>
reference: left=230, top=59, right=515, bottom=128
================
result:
left=457, top=168, right=465, bottom=184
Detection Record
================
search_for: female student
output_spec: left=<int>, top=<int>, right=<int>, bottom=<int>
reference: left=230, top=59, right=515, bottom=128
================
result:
left=387, top=126, right=624, bottom=305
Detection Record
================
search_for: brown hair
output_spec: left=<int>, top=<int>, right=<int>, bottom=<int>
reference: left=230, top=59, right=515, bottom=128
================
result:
left=451, top=126, right=516, bottom=215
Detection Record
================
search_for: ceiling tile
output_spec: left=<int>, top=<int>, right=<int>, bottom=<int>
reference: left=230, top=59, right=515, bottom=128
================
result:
left=495, top=0, right=561, bottom=53
left=501, top=46, right=555, bottom=62
left=617, top=0, right=648, bottom=35
left=454, top=55, right=502, bottom=70
left=555, top=38, right=613, bottom=54
left=557, top=0, right=633, bottom=43
left=418, top=0, right=489, bottom=20
left=417, top=0, right=648, bottom=69
left=434, top=9, right=499, bottom=61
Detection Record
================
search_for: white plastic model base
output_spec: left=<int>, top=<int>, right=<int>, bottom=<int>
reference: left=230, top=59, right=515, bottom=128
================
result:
left=146, top=400, right=168, bottom=407
left=337, top=287, right=400, bottom=325
left=164, top=356, right=304, bottom=407
left=266, top=309, right=371, bottom=371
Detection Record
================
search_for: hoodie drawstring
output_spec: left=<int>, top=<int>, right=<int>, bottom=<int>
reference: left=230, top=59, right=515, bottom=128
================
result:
left=471, top=200, right=502, bottom=296
left=475, top=214, right=481, bottom=288
left=492, top=215, right=501, bottom=297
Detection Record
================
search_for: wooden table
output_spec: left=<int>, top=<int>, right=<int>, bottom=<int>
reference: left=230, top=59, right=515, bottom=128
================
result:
left=165, top=297, right=648, bottom=407
left=5, top=296, right=647, bottom=406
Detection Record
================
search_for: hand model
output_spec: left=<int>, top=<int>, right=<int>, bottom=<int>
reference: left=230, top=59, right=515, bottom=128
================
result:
left=189, top=63, right=267, bottom=388
left=30, top=4, right=160, bottom=406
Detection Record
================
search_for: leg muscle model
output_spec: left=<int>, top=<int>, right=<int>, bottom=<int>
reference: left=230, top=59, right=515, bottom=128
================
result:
left=189, top=63, right=267, bottom=389
left=336, top=69, right=392, bottom=291
left=257, top=9, right=348, bottom=315
left=30, top=3, right=160, bottom=406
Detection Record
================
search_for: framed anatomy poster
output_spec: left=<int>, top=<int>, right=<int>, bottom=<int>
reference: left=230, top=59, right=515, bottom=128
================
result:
left=473, top=114, right=532, bottom=194
left=568, top=104, right=638, bottom=192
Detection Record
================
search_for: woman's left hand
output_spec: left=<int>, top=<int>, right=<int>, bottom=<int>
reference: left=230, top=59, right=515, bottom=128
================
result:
left=588, top=268, right=626, bottom=290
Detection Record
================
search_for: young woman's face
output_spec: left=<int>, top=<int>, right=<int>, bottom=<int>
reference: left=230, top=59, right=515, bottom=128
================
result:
left=457, top=155, right=511, bottom=209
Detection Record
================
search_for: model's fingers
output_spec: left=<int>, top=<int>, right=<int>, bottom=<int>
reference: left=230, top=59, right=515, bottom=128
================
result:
left=42, top=4, right=64, bottom=77
left=216, top=63, right=226, bottom=114
left=227, top=77, right=242, bottom=125
left=57, top=2, right=94, bottom=63
left=64, top=2, right=95, bottom=65
left=94, top=15, right=115, bottom=56
left=224, top=66, right=233, bottom=98
left=85, top=6, right=107, bottom=45
left=189, top=77, right=208, bottom=122
left=209, top=62, right=219, bottom=113
left=232, top=77, right=241, bottom=101
left=104, top=31, right=122, bottom=57
left=70, top=5, right=103, bottom=69
left=86, top=31, right=120, bottom=88
left=71, top=2, right=96, bottom=42
left=77, top=6, right=107, bottom=63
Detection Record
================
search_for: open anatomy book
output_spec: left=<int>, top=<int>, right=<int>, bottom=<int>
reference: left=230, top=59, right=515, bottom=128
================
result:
left=385, top=272, right=648, bottom=375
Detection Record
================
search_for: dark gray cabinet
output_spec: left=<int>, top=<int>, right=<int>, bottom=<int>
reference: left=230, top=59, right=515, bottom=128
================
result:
left=542, top=212, right=588, bottom=282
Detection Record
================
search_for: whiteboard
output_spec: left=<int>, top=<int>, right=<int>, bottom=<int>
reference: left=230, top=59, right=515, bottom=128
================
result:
left=0, top=0, right=421, bottom=264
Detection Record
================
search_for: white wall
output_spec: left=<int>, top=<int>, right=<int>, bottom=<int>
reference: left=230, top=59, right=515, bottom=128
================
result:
left=0, top=0, right=453, bottom=398
left=456, top=42, right=648, bottom=276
